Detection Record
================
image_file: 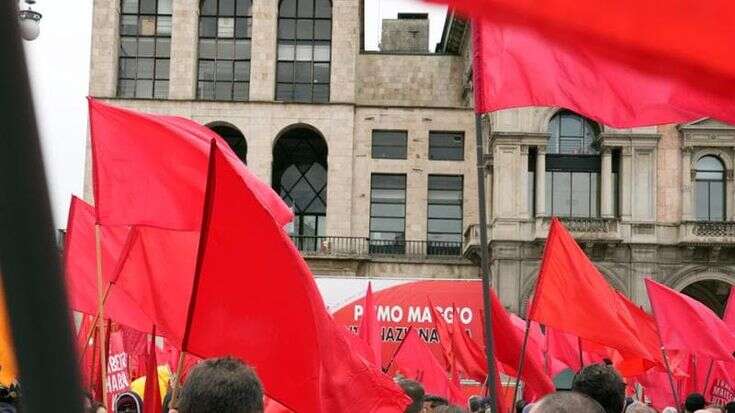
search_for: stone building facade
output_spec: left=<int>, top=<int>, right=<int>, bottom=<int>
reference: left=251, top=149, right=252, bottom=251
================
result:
left=86, top=1, right=734, bottom=313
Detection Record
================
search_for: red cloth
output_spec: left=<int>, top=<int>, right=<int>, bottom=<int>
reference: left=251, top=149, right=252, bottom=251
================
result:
left=143, top=327, right=161, bottom=413
left=646, top=278, right=735, bottom=362
left=358, top=282, right=383, bottom=367
left=64, top=196, right=153, bottom=333
left=87, top=98, right=292, bottom=230
left=724, top=287, right=735, bottom=329
left=529, top=218, right=652, bottom=361
left=393, top=328, right=465, bottom=405
left=434, top=0, right=735, bottom=127
left=183, top=143, right=409, bottom=413
left=612, top=292, right=661, bottom=377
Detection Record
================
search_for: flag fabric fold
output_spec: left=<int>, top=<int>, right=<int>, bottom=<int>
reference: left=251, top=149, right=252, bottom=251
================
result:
left=143, top=326, right=162, bottom=413
left=431, top=0, right=735, bottom=127
left=182, top=142, right=409, bottom=413
left=358, top=282, right=383, bottom=367
left=645, top=278, right=735, bottom=362
left=88, top=98, right=292, bottom=230
left=529, top=218, right=652, bottom=361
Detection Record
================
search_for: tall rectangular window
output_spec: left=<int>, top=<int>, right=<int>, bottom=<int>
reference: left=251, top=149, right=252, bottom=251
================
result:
left=427, top=175, right=463, bottom=255
left=118, top=0, right=172, bottom=99
left=370, top=174, right=406, bottom=253
left=371, top=130, right=407, bottom=159
left=429, top=131, right=464, bottom=161
left=197, top=0, right=252, bottom=101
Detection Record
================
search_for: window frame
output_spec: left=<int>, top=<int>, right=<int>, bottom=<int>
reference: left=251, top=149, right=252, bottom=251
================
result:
left=275, top=0, right=333, bottom=103
left=118, top=0, right=172, bottom=99
left=371, top=130, right=408, bottom=160
left=197, top=0, right=253, bottom=101
left=369, top=174, right=407, bottom=248
left=694, top=155, right=726, bottom=222
left=428, top=131, right=465, bottom=161
left=427, top=175, right=463, bottom=255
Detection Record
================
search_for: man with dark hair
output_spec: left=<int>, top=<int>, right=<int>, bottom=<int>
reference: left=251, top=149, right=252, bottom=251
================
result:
left=725, top=401, right=735, bottom=413
left=572, top=364, right=625, bottom=413
left=397, top=379, right=425, bottom=413
left=529, top=391, right=606, bottom=413
left=424, top=394, right=449, bottom=412
left=684, top=393, right=706, bottom=413
left=173, top=357, right=264, bottom=413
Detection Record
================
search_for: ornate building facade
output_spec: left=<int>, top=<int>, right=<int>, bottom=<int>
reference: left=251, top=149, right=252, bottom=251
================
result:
left=86, top=0, right=734, bottom=313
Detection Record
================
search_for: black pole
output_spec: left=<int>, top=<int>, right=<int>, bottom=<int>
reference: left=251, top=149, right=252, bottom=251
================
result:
left=0, top=3, right=84, bottom=412
left=475, top=113, right=499, bottom=413
left=511, top=317, right=532, bottom=409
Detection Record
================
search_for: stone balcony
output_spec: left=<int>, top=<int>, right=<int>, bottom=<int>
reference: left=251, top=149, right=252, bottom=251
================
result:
left=679, top=221, right=735, bottom=244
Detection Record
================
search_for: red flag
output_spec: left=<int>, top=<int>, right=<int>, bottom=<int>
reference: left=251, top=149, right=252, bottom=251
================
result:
left=64, top=196, right=153, bottom=333
left=358, top=282, right=382, bottom=367
left=612, top=292, right=661, bottom=377
left=143, top=327, right=161, bottom=413
left=724, top=287, right=735, bottom=329
left=645, top=278, right=735, bottom=362
left=431, top=0, right=735, bottom=127
left=529, top=218, right=652, bottom=361
left=393, top=328, right=465, bottom=405
left=182, top=142, right=409, bottom=412
left=88, top=98, right=292, bottom=230
left=450, top=305, right=489, bottom=383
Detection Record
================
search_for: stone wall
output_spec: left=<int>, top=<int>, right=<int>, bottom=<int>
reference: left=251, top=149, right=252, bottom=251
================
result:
left=380, top=17, right=430, bottom=53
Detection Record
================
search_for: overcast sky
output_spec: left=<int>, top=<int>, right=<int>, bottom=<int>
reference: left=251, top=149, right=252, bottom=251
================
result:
left=22, top=0, right=446, bottom=228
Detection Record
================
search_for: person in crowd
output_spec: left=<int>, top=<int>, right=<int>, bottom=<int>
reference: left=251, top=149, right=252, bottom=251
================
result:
left=468, top=396, right=493, bottom=413
left=625, top=401, right=655, bottom=413
left=516, top=399, right=528, bottom=413
left=725, top=401, right=735, bottom=413
left=115, top=391, right=143, bottom=413
left=433, top=405, right=467, bottom=413
left=91, top=401, right=106, bottom=413
left=0, top=382, right=19, bottom=413
left=529, top=391, right=605, bottom=413
left=662, top=407, right=678, bottom=413
left=694, top=407, right=724, bottom=413
left=572, top=364, right=626, bottom=413
left=423, top=395, right=449, bottom=412
left=397, top=379, right=425, bottom=413
left=171, top=357, right=263, bottom=413
left=685, top=393, right=706, bottom=413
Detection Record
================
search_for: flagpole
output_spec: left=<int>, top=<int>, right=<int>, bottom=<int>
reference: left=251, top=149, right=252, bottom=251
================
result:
left=95, top=224, right=108, bottom=406
left=660, top=347, right=681, bottom=412
left=169, top=350, right=187, bottom=405
left=474, top=112, right=499, bottom=413
left=511, top=316, right=532, bottom=409
left=577, top=337, right=584, bottom=370
left=702, top=359, right=714, bottom=395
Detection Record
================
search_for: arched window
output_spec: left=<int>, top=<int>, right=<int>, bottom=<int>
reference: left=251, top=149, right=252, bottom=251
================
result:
left=208, top=123, right=247, bottom=164
left=272, top=127, right=328, bottom=251
left=276, top=0, right=332, bottom=103
left=118, top=0, right=172, bottom=98
left=695, top=155, right=725, bottom=221
left=197, top=0, right=252, bottom=101
left=544, top=111, right=603, bottom=218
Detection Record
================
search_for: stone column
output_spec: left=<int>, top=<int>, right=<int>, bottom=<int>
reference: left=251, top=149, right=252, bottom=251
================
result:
left=250, top=0, right=277, bottom=101
left=681, top=148, right=693, bottom=221
left=600, top=148, right=613, bottom=218
left=169, top=0, right=199, bottom=99
left=520, top=146, right=530, bottom=219
left=89, top=0, right=120, bottom=97
left=620, top=146, right=633, bottom=221
left=535, top=147, right=546, bottom=217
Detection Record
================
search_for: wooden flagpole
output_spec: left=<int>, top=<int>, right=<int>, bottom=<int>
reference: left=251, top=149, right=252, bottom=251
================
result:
left=169, top=350, right=187, bottom=405
left=702, top=359, right=715, bottom=395
left=660, top=347, right=681, bottom=413
left=510, top=315, right=532, bottom=409
left=94, top=224, right=108, bottom=406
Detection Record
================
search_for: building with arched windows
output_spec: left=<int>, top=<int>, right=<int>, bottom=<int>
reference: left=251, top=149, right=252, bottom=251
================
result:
left=86, top=2, right=735, bottom=313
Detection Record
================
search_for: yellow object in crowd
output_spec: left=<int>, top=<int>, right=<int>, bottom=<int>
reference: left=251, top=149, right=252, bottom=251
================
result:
left=129, top=365, right=171, bottom=402
left=0, top=282, right=18, bottom=386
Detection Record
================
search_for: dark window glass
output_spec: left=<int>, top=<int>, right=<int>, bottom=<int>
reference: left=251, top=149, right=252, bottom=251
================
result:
left=197, top=0, right=252, bottom=101
left=429, top=131, right=464, bottom=161
left=549, top=111, right=599, bottom=155
left=370, top=174, right=406, bottom=253
left=277, top=0, right=331, bottom=102
left=371, top=130, right=407, bottom=160
left=427, top=175, right=463, bottom=255
left=695, top=155, right=726, bottom=221
left=545, top=171, right=600, bottom=218
left=118, top=0, right=171, bottom=98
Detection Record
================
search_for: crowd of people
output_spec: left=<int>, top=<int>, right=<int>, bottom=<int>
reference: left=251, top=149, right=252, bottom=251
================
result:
left=1, top=357, right=734, bottom=412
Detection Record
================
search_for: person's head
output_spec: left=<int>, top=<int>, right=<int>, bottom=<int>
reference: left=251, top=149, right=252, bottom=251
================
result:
left=625, top=401, right=654, bottom=413
left=175, top=357, right=264, bottom=413
left=397, top=379, right=425, bottom=413
left=516, top=399, right=528, bottom=413
left=433, top=406, right=466, bottom=413
left=423, top=395, right=449, bottom=412
left=685, top=393, right=706, bottom=412
left=725, top=401, right=735, bottom=413
left=115, top=392, right=142, bottom=413
left=572, top=364, right=625, bottom=413
left=93, top=402, right=107, bottom=413
left=468, top=396, right=493, bottom=413
left=529, top=391, right=605, bottom=413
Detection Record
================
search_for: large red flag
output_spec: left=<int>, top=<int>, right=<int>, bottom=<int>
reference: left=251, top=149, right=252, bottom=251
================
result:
left=529, top=218, right=652, bottom=361
left=143, top=327, right=161, bottom=413
left=645, top=278, right=735, bottom=362
left=430, top=0, right=735, bottom=127
left=724, top=287, right=735, bottom=329
left=613, top=292, right=661, bottom=377
left=88, top=98, right=292, bottom=230
left=64, top=196, right=153, bottom=333
left=358, top=282, right=382, bottom=367
left=182, top=142, right=409, bottom=413
left=393, top=328, right=465, bottom=405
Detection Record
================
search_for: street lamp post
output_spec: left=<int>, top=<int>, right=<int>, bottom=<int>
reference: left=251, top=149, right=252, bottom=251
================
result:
left=18, top=0, right=42, bottom=41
